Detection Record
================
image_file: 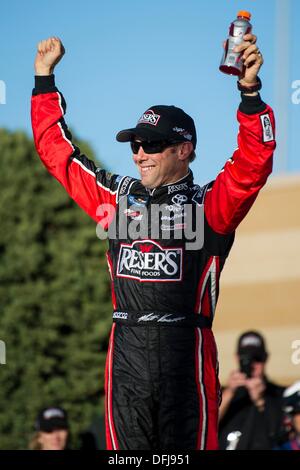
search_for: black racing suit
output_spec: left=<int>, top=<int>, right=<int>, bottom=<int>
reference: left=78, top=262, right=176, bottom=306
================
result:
left=31, top=74, right=276, bottom=449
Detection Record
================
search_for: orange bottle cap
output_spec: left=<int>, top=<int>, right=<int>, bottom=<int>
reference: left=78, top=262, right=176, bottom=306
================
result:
left=237, top=10, right=251, bottom=20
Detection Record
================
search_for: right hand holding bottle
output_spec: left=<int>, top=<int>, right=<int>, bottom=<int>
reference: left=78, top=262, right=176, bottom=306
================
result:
left=235, top=33, right=263, bottom=86
left=35, top=37, right=65, bottom=76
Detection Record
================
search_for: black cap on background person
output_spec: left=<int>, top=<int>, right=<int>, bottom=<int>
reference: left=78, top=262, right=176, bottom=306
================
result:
left=36, top=407, right=69, bottom=432
left=237, top=330, right=268, bottom=362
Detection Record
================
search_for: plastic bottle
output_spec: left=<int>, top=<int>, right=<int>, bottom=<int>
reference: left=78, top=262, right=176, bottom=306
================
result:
left=219, top=11, right=252, bottom=76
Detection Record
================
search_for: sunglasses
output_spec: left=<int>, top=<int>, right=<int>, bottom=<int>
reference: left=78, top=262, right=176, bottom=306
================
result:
left=130, top=140, right=180, bottom=155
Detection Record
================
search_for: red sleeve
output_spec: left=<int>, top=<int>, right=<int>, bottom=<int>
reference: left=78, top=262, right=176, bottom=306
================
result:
left=205, top=94, right=276, bottom=235
left=31, top=75, right=121, bottom=227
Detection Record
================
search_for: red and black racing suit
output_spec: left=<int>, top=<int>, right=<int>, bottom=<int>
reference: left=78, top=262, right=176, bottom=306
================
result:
left=31, top=75, right=275, bottom=450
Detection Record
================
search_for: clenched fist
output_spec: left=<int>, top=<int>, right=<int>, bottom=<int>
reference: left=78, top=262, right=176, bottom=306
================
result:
left=235, top=33, right=263, bottom=86
left=35, top=37, right=65, bottom=76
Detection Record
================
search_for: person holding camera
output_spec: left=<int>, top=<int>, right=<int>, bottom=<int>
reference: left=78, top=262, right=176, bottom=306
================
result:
left=218, top=331, right=284, bottom=450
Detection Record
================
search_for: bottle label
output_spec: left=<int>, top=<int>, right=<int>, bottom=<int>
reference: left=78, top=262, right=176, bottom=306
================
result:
left=233, top=25, right=247, bottom=39
left=227, top=54, right=237, bottom=65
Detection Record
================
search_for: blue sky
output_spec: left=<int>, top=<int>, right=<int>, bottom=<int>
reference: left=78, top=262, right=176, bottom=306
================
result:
left=1, top=0, right=298, bottom=185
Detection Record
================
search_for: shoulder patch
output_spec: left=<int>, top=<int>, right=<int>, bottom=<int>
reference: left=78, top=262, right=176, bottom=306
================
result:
left=260, top=113, right=274, bottom=142
left=191, top=181, right=214, bottom=206
left=117, top=176, right=137, bottom=203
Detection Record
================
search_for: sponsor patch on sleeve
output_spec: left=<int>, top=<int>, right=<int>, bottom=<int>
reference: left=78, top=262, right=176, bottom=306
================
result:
left=260, top=113, right=274, bottom=143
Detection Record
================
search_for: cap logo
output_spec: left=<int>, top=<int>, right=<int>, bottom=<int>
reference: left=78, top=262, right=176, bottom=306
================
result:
left=43, top=408, right=65, bottom=420
left=241, top=336, right=262, bottom=348
left=173, top=127, right=193, bottom=141
left=138, top=109, right=161, bottom=127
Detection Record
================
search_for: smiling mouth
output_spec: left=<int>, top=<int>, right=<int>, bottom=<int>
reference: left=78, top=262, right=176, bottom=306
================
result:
left=140, top=166, right=155, bottom=174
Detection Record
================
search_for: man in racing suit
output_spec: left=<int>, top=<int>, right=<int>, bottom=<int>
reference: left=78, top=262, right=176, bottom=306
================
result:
left=31, top=35, right=275, bottom=450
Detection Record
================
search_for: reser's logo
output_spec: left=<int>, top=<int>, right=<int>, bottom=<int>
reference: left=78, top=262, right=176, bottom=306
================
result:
left=138, top=109, right=161, bottom=127
left=167, top=182, right=188, bottom=194
left=117, top=240, right=183, bottom=282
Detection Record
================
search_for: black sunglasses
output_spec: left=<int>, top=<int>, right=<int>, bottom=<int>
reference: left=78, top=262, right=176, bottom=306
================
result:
left=130, top=140, right=180, bottom=155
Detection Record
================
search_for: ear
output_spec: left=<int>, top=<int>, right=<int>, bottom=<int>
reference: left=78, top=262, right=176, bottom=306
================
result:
left=178, top=142, right=194, bottom=161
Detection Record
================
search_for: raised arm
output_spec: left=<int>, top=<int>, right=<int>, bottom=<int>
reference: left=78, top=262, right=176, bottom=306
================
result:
left=31, top=37, right=125, bottom=227
left=205, top=33, right=276, bottom=235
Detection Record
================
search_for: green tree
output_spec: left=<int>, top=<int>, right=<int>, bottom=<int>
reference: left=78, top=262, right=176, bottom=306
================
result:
left=0, top=128, right=112, bottom=449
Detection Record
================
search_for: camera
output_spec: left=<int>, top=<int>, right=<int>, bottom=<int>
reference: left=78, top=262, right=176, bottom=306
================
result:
left=239, top=353, right=254, bottom=378
left=239, top=350, right=266, bottom=378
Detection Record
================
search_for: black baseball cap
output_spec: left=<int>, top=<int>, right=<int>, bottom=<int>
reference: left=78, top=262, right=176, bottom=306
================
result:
left=36, top=407, right=69, bottom=433
left=116, top=105, right=197, bottom=149
left=237, top=331, right=268, bottom=361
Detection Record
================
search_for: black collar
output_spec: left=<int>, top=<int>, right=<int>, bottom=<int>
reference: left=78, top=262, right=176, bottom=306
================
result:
left=147, top=170, right=194, bottom=198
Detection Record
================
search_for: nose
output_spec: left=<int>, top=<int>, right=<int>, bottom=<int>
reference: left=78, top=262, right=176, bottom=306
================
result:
left=133, top=145, right=148, bottom=163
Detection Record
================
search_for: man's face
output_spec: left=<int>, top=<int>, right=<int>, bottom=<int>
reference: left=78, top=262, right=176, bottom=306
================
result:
left=132, top=140, right=191, bottom=189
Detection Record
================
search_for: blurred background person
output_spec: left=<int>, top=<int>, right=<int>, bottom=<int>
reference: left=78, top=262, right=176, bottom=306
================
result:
left=274, top=381, right=300, bottom=450
left=218, top=331, right=284, bottom=450
left=29, top=407, right=69, bottom=450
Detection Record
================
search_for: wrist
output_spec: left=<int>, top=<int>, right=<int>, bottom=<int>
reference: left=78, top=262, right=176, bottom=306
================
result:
left=242, top=91, right=258, bottom=97
left=239, top=78, right=259, bottom=87
left=237, top=76, right=262, bottom=96
left=226, top=386, right=236, bottom=398
left=35, top=67, right=53, bottom=76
